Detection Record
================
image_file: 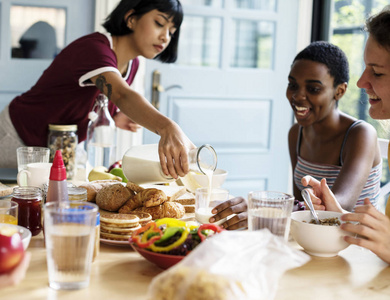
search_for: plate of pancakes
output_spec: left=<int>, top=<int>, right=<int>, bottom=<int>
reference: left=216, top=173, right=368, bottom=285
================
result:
left=99, top=211, right=152, bottom=246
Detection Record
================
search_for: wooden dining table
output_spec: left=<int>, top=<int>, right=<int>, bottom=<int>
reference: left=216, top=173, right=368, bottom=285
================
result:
left=1, top=230, right=390, bottom=300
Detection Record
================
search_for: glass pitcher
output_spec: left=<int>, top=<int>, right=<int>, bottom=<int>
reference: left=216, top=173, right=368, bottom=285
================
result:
left=121, top=144, right=217, bottom=185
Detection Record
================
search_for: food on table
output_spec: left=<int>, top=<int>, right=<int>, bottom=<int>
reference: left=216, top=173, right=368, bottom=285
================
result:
left=120, top=188, right=167, bottom=211
left=100, top=212, right=142, bottom=241
left=109, top=167, right=128, bottom=183
left=0, top=226, right=25, bottom=274
left=172, top=192, right=196, bottom=213
left=307, top=217, right=341, bottom=226
left=96, top=183, right=132, bottom=212
left=126, top=181, right=145, bottom=193
left=48, top=124, right=78, bottom=179
left=108, top=160, right=122, bottom=172
left=86, top=180, right=189, bottom=220
left=79, top=179, right=121, bottom=202
left=0, top=182, right=13, bottom=197
left=132, top=201, right=185, bottom=220
left=88, top=166, right=122, bottom=182
left=128, top=212, right=152, bottom=227
left=131, top=218, right=223, bottom=256
left=149, top=266, right=244, bottom=300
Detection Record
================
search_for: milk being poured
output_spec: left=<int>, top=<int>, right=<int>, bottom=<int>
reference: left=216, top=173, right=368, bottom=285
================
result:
left=121, top=144, right=218, bottom=187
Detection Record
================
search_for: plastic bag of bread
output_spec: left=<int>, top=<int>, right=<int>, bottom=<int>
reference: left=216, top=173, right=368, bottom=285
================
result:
left=148, top=230, right=310, bottom=300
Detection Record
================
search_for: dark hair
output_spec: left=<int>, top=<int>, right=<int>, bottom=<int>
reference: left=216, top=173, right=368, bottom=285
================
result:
left=103, top=0, right=183, bottom=63
left=365, top=5, right=390, bottom=51
left=293, top=41, right=349, bottom=87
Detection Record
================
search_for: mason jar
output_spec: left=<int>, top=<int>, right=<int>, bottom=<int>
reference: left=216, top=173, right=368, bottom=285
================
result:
left=48, top=124, right=78, bottom=179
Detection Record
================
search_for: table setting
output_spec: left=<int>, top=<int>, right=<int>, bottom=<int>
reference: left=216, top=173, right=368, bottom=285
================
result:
left=0, top=144, right=390, bottom=300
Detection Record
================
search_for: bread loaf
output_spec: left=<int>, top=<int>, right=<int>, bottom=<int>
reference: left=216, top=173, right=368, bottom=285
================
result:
left=96, top=183, right=132, bottom=212
left=79, top=180, right=124, bottom=202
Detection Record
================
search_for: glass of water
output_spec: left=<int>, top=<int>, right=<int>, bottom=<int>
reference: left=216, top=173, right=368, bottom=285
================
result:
left=44, top=201, right=98, bottom=290
left=248, top=191, right=294, bottom=241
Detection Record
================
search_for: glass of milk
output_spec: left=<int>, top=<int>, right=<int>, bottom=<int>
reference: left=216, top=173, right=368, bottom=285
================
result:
left=195, top=188, right=229, bottom=225
left=247, top=191, right=294, bottom=242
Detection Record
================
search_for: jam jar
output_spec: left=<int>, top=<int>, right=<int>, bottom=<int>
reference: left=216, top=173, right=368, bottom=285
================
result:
left=48, top=124, right=78, bottom=179
left=12, top=187, right=43, bottom=236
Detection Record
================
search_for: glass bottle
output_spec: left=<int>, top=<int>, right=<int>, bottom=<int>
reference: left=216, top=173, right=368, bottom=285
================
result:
left=121, top=144, right=217, bottom=185
left=86, top=94, right=117, bottom=175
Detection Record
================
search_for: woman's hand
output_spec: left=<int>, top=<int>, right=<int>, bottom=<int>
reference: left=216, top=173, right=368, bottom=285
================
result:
left=301, top=176, right=344, bottom=212
left=0, top=252, right=31, bottom=289
left=341, top=198, right=390, bottom=264
left=210, top=197, right=248, bottom=230
left=113, top=111, right=141, bottom=132
left=158, top=121, right=196, bottom=179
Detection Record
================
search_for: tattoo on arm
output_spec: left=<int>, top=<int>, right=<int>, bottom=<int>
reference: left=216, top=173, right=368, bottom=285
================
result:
left=95, top=75, right=113, bottom=99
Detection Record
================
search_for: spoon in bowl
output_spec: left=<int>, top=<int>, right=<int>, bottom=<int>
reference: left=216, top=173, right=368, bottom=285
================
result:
left=301, top=189, right=320, bottom=224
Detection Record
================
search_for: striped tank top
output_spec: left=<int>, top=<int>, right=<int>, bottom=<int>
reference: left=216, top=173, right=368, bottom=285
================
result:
left=294, top=120, right=382, bottom=209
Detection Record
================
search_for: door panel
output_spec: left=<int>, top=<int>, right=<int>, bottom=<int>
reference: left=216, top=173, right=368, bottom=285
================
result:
left=144, top=1, right=299, bottom=197
left=0, top=0, right=95, bottom=110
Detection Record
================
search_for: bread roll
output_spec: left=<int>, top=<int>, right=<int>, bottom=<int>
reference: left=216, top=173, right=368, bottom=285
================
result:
left=118, top=188, right=167, bottom=213
left=132, top=202, right=185, bottom=220
left=96, top=183, right=132, bottom=212
left=79, top=180, right=125, bottom=202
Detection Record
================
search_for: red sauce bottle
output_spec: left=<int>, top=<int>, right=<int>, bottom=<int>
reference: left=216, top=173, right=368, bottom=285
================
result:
left=12, top=186, right=42, bottom=236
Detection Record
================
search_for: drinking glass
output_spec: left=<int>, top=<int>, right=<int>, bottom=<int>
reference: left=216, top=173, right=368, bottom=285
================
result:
left=248, top=191, right=294, bottom=241
left=44, top=201, right=98, bottom=290
left=195, top=188, right=229, bottom=225
left=16, top=147, right=50, bottom=186
left=0, top=200, right=18, bottom=225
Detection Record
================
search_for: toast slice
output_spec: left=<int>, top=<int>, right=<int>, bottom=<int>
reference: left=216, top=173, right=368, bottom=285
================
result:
left=0, top=182, right=13, bottom=197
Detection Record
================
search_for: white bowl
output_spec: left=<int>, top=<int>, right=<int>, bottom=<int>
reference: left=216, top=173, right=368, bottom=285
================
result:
left=192, top=169, right=228, bottom=188
left=290, top=210, right=351, bottom=257
left=0, top=223, right=32, bottom=250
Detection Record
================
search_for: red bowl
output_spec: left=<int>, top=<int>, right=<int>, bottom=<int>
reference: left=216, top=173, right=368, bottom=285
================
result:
left=130, top=242, right=184, bottom=269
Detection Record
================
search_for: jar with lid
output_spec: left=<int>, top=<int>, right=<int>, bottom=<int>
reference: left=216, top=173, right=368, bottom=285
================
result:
left=48, top=124, right=78, bottom=179
left=12, top=186, right=43, bottom=236
left=121, top=144, right=217, bottom=185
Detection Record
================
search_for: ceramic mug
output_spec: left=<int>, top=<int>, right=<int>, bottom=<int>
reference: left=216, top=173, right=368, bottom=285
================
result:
left=17, top=162, right=52, bottom=188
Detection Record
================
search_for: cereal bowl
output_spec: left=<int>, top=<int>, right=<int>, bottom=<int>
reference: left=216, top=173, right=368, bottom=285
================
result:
left=290, top=210, right=352, bottom=257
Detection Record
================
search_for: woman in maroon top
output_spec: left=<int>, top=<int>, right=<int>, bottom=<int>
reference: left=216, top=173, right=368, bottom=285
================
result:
left=0, top=0, right=194, bottom=180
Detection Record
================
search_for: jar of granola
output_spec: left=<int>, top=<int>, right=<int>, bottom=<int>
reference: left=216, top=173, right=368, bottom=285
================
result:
left=48, top=124, right=78, bottom=179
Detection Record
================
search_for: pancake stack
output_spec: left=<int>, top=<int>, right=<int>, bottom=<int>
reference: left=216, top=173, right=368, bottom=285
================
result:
left=99, top=211, right=152, bottom=241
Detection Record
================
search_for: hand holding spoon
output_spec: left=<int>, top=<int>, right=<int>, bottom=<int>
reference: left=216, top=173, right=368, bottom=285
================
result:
left=301, top=189, right=320, bottom=224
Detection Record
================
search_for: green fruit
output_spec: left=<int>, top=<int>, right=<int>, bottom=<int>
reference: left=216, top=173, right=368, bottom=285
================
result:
left=109, top=168, right=128, bottom=183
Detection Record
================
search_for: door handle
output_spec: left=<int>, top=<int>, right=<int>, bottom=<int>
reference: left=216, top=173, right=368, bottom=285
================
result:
left=151, top=70, right=182, bottom=110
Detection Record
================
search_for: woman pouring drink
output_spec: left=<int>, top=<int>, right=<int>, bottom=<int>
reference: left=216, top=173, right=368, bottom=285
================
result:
left=0, top=0, right=195, bottom=179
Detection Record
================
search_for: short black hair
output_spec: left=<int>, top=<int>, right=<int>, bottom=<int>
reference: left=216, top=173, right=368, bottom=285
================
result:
left=293, top=41, right=350, bottom=87
left=103, top=0, right=183, bottom=63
